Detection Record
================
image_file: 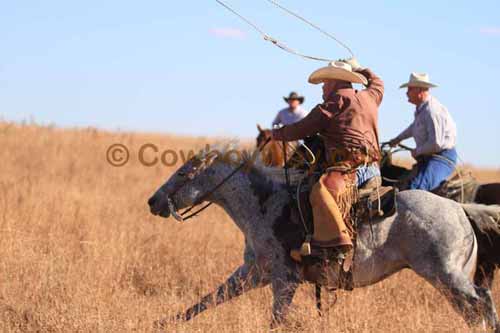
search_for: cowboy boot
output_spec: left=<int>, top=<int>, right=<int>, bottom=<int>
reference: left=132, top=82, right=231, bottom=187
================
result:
left=305, top=173, right=355, bottom=289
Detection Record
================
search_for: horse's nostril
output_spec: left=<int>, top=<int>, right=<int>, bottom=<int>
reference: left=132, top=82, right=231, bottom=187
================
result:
left=148, top=196, right=156, bottom=207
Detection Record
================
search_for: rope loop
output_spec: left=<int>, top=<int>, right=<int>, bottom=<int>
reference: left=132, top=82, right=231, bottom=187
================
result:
left=216, top=0, right=355, bottom=62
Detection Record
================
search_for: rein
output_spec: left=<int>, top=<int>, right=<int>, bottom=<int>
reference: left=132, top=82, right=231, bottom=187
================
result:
left=395, top=143, right=457, bottom=168
left=282, top=140, right=293, bottom=199
left=170, top=138, right=272, bottom=222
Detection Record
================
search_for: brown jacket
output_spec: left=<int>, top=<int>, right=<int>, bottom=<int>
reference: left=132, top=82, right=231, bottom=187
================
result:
left=272, top=68, right=384, bottom=164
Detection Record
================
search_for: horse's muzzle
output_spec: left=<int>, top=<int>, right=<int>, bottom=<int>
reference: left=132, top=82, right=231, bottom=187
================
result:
left=148, top=193, right=171, bottom=218
left=148, top=193, right=185, bottom=221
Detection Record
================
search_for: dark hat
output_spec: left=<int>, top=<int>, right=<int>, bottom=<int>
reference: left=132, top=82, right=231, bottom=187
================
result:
left=283, top=91, right=304, bottom=104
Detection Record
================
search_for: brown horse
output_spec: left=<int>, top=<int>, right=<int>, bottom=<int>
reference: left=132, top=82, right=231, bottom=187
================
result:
left=256, top=124, right=299, bottom=167
left=256, top=124, right=329, bottom=171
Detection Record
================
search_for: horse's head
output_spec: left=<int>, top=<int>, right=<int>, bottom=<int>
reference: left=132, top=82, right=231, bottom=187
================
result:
left=147, top=150, right=220, bottom=221
left=256, top=124, right=272, bottom=148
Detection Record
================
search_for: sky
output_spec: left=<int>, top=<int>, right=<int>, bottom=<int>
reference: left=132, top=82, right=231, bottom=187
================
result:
left=1, top=1, right=499, bottom=166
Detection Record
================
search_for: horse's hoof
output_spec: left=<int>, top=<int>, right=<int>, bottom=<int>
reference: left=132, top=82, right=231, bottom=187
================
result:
left=153, top=318, right=168, bottom=331
left=154, top=313, right=186, bottom=330
left=175, top=313, right=187, bottom=321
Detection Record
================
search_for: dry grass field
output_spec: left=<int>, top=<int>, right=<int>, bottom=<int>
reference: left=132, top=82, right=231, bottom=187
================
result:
left=0, top=121, right=499, bottom=332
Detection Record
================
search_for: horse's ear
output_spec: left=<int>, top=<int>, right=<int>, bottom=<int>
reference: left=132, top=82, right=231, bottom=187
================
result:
left=257, top=124, right=263, bottom=132
left=204, top=150, right=219, bottom=166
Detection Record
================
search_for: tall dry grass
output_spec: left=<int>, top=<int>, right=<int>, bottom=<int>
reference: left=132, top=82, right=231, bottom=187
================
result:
left=0, top=121, right=499, bottom=332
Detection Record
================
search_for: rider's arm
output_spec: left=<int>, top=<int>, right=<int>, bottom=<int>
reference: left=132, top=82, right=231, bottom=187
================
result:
left=394, top=124, right=414, bottom=143
left=271, top=111, right=281, bottom=127
left=357, top=68, right=384, bottom=107
left=272, top=104, right=330, bottom=141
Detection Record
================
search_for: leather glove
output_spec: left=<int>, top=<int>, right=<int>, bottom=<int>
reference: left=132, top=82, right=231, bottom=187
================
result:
left=338, top=57, right=363, bottom=72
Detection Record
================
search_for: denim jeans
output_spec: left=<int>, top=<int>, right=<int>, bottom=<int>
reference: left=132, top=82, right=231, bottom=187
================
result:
left=356, top=163, right=381, bottom=187
left=409, top=148, right=458, bottom=191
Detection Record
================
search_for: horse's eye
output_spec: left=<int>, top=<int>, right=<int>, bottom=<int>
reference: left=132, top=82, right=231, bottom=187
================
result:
left=177, top=172, right=186, bottom=177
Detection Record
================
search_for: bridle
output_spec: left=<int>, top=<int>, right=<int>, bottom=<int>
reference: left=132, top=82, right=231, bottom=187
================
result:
left=166, top=139, right=272, bottom=222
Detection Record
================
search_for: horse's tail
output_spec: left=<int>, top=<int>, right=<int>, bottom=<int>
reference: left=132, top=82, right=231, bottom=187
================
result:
left=462, top=204, right=500, bottom=287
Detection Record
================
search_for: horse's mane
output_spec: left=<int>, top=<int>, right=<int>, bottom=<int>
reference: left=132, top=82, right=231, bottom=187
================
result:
left=244, top=151, right=306, bottom=185
left=199, top=140, right=306, bottom=186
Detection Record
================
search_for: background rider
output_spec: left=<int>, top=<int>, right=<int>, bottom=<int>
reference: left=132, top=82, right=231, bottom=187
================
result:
left=389, top=73, right=458, bottom=191
left=272, top=91, right=308, bottom=128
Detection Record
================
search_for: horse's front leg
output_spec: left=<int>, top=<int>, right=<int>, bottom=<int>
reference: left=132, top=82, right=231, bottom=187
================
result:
left=155, top=263, right=268, bottom=328
left=270, top=262, right=300, bottom=329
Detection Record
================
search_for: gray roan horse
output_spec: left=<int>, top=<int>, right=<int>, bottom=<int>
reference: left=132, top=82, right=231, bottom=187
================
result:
left=147, top=145, right=500, bottom=331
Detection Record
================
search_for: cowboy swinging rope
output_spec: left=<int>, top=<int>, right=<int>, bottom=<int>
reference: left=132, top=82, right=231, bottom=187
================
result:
left=215, top=0, right=355, bottom=62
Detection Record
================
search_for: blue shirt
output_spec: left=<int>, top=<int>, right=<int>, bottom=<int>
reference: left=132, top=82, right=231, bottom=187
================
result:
left=395, top=96, right=457, bottom=157
left=272, top=106, right=308, bottom=127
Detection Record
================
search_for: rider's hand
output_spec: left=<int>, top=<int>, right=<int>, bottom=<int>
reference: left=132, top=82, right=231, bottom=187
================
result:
left=339, top=57, right=363, bottom=71
left=388, top=138, right=400, bottom=147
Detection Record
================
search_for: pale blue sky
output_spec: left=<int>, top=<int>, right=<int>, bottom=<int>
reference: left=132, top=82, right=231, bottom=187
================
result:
left=1, top=1, right=499, bottom=166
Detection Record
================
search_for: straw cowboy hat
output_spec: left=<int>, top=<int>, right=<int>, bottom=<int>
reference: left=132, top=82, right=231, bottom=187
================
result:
left=283, top=91, right=305, bottom=104
left=400, top=72, right=438, bottom=89
left=308, top=61, right=368, bottom=85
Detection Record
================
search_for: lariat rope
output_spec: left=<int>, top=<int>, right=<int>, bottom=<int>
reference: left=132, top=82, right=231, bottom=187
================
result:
left=215, top=0, right=354, bottom=62
left=285, top=141, right=316, bottom=167
left=264, top=0, right=355, bottom=57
